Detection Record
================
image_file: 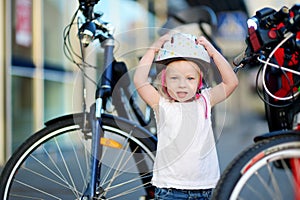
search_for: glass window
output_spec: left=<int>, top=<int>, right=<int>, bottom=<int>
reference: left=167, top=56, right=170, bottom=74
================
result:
left=44, top=0, right=68, bottom=70
left=11, top=0, right=34, bottom=151
left=11, top=0, right=34, bottom=67
left=11, top=76, right=34, bottom=151
left=42, top=0, right=82, bottom=122
left=43, top=73, right=78, bottom=122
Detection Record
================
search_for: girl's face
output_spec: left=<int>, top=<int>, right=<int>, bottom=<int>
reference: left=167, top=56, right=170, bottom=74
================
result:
left=165, top=60, right=201, bottom=102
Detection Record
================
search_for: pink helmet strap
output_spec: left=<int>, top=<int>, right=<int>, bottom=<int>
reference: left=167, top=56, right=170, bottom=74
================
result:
left=198, top=72, right=203, bottom=90
left=196, top=93, right=208, bottom=119
left=196, top=73, right=208, bottom=118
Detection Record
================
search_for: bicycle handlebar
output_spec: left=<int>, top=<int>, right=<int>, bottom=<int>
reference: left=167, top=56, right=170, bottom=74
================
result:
left=234, top=4, right=300, bottom=68
left=233, top=4, right=300, bottom=104
left=76, top=1, right=151, bottom=126
left=78, top=0, right=115, bottom=47
left=78, top=0, right=100, bottom=20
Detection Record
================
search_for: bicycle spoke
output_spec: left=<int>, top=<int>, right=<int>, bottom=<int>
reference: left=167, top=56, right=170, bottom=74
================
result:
left=255, top=170, right=281, bottom=199
left=280, top=158, right=295, bottom=187
left=98, top=128, right=153, bottom=198
left=106, top=172, right=152, bottom=191
left=21, top=166, right=76, bottom=192
left=10, top=193, right=45, bottom=200
left=100, top=131, right=132, bottom=186
left=102, top=142, right=131, bottom=196
left=29, top=154, right=69, bottom=186
left=54, top=138, right=79, bottom=196
left=108, top=181, right=152, bottom=199
left=54, top=137, right=79, bottom=197
left=266, top=162, right=282, bottom=200
left=243, top=182, right=265, bottom=200
left=27, top=136, right=83, bottom=198
left=103, top=156, right=152, bottom=198
left=100, top=143, right=116, bottom=186
left=70, top=133, right=89, bottom=190
left=102, top=143, right=142, bottom=186
left=13, top=180, right=62, bottom=200
left=38, top=139, right=79, bottom=197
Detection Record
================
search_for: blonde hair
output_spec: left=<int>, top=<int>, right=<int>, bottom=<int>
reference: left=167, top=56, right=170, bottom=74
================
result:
left=153, top=70, right=171, bottom=100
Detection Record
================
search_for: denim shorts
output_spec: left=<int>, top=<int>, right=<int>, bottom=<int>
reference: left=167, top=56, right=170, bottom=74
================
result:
left=154, top=187, right=213, bottom=200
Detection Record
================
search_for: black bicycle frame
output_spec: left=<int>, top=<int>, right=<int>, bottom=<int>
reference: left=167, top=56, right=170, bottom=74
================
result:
left=82, top=36, right=115, bottom=198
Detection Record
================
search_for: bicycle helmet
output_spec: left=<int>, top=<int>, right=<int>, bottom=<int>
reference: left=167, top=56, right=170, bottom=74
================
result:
left=155, top=33, right=211, bottom=73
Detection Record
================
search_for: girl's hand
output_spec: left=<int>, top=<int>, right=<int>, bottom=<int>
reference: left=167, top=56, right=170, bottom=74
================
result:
left=197, top=36, right=218, bottom=58
left=151, top=34, right=171, bottom=53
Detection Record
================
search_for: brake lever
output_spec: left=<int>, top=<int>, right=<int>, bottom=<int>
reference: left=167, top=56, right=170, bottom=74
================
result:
left=233, top=51, right=246, bottom=66
left=233, top=51, right=247, bottom=73
left=232, top=49, right=257, bottom=73
left=233, top=64, right=244, bottom=73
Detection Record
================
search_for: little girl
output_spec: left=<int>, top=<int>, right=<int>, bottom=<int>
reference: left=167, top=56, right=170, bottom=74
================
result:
left=134, top=33, right=238, bottom=200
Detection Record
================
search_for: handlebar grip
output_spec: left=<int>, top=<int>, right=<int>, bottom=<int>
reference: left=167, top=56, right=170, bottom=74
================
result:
left=233, top=52, right=246, bottom=66
left=290, top=4, right=300, bottom=26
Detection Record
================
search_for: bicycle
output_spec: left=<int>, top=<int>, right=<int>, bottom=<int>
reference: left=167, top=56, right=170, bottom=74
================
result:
left=212, top=4, right=300, bottom=200
left=0, top=1, right=158, bottom=199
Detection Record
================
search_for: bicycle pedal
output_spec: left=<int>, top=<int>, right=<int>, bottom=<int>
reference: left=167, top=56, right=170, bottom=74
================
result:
left=100, top=137, right=122, bottom=149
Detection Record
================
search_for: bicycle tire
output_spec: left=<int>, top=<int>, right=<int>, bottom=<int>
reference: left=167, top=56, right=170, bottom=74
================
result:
left=0, top=113, right=157, bottom=200
left=212, top=134, right=300, bottom=200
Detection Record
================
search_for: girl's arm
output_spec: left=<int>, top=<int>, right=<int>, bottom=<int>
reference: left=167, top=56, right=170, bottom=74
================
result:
left=134, top=35, right=170, bottom=108
left=197, top=36, right=239, bottom=107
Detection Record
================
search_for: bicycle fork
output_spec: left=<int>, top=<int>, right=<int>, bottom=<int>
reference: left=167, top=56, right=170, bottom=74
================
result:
left=81, top=102, right=105, bottom=200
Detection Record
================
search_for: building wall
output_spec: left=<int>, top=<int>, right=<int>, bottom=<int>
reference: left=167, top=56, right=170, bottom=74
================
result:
left=0, top=0, right=6, bottom=165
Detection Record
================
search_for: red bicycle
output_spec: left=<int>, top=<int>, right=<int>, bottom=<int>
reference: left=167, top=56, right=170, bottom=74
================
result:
left=212, top=4, right=300, bottom=200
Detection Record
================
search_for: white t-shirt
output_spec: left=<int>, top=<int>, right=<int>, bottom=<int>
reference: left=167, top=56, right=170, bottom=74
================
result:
left=152, top=89, right=220, bottom=189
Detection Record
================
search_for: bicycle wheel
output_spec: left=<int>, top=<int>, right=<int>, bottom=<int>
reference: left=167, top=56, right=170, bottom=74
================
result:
left=212, top=134, right=300, bottom=200
left=0, top=113, right=157, bottom=200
